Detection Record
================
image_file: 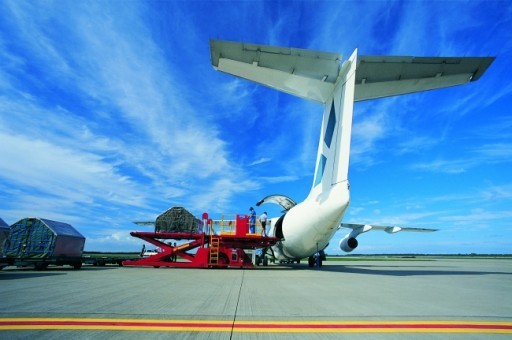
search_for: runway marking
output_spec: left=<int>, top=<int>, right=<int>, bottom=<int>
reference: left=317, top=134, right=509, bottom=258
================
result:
left=0, top=318, right=511, bottom=334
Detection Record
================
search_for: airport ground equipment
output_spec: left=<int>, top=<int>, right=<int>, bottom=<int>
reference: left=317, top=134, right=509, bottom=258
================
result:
left=124, top=213, right=279, bottom=268
left=0, top=217, right=140, bottom=270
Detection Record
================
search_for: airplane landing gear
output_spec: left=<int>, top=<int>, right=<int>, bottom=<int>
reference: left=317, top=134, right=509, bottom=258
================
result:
left=308, top=253, right=323, bottom=268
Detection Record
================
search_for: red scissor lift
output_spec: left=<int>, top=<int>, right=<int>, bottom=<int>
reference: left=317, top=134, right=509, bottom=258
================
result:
left=123, top=214, right=278, bottom=268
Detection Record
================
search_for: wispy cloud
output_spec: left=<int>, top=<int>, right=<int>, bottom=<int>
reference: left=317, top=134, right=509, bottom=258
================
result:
left=396, top=136, right=440, bottom=155
left=410, top=142, right=512, bottom=174
left=0, top=1, right=256, bottom=248
left=258, top=175, right=299, bottom=184
left=0, top=132, right=143, bottom=206
left=0, top=1, right=510, bottom=254
left=248, top=157, right=272, bottom=167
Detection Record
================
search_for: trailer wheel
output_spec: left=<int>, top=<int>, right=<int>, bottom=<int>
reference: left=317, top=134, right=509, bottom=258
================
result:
left=35, top=262, right=48, bottom=271
left=217, top=253, right=229, bottom=269
left=73, top=262, right=82, bottom=270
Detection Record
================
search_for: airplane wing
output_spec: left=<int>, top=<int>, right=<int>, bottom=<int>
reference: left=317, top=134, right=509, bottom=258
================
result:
left=209, top=39, right=494, bottom=103
left=340, top=223, right=438, bottom=234
left=339, top=223, right=437, bottom=252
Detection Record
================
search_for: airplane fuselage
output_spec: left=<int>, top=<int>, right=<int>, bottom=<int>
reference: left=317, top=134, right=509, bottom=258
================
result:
left=270, top=181, right=350, bottom=260
left=210, top=39, right=493, bottom=262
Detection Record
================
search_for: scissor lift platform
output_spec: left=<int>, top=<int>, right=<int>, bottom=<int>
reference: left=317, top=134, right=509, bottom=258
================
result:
left=123, top=231, right=278, bottom=269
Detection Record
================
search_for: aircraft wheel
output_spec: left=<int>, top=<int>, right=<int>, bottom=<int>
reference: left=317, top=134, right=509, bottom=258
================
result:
left=308, top=256, right=315, bottom=267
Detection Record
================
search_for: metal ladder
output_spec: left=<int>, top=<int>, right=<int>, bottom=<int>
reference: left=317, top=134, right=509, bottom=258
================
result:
left=209, top=235, right=220, bottom=266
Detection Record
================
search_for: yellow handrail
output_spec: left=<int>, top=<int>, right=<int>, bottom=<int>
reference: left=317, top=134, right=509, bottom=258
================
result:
left=219, top=214, right=236, bottom=235
left=217, top=214, right=264, bottom=235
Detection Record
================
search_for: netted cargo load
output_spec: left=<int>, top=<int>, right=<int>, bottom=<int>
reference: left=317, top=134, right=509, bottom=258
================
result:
left=0, top=218, right=10, bottom=257
left=4, top=218, right=85, bottom=258
left=155, top=207, right=201, bottom=233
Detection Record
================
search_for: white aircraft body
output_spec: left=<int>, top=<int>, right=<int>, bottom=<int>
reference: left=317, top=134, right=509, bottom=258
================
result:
left=210, top=40, right=494, bottom=265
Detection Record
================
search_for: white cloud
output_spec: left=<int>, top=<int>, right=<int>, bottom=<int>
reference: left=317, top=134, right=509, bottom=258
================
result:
left=350, top=101, right=395, bottom=168
left=258, top=175, right=299, bottom=184
left=0, top=1, right=254, bottom=218
left=410, top=142, right=512, bottom=174
left=0, top=0, right=510, bottom=255
left=0, top=132, right=143, bottom=206
left=248, top=157, right=272, bottom=166
left=396, top=136, right=440, bottom=155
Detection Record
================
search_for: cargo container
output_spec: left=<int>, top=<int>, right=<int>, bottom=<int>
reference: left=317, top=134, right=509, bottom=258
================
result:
left=4, top=217, right=85, bottom=270
left=0, top=218, right=141, bottom=270
left=155, top=207, right=201, bottom=233
left=0, top=218, right=10, bottom=259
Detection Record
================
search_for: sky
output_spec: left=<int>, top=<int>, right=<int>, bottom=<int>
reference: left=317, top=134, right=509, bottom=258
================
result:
left=0, top=0, right=511, bottom=254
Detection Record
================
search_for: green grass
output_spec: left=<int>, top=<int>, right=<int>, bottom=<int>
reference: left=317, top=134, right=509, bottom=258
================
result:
left=326, top=254, right=512, bottom=261
left=82, top=252, right=139, bottom=259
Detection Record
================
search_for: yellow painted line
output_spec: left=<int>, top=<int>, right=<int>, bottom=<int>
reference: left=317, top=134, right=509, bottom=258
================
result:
left=0, top=318, right=510, bottom=334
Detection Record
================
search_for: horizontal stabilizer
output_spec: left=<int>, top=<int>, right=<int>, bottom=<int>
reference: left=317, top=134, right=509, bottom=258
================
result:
left=355, top=55, right=495, bottom=101
left=210, top=39, right=341, bottom=103
left=210, top=39, right=494, bottom=103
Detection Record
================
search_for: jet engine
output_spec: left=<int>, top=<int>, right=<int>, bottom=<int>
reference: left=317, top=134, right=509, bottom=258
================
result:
left=339, top=235, right=358, bottom=252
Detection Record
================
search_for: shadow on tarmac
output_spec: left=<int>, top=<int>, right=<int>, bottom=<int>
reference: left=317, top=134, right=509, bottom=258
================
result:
left=310, top=264, right=512, bottom=276
left=261, top=262, right=512, bottom=276
left=0, top=265, right=119, bottom=279
left=0, top=272, right=67, bottom=280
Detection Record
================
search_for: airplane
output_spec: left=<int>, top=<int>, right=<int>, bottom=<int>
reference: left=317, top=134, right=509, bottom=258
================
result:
left=210, top=40, right=494, bottom=266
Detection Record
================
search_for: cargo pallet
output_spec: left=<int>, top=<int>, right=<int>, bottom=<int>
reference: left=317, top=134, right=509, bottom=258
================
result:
left=123, top=231, right=278, bottom=269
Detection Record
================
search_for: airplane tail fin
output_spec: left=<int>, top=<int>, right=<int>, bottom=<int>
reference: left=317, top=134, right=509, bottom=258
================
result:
left=210, top=40, right=494, bottom=194
left=210, top=40, right=357, bottom=193
left=311, top=50, right=357, bottom=193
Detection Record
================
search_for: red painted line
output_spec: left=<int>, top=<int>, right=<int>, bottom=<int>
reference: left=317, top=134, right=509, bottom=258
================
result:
left=235, top=323, right=512, bottom=330
left=2, top=321, right=231, bottom=328
left=1, top=319, right=511, bottom=333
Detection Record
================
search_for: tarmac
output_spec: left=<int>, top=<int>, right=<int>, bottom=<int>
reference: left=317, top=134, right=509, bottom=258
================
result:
left=1, top=257, right=511, bottom=339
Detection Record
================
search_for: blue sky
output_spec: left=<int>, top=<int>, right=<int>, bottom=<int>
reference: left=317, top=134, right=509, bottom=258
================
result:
left=0, top=1, right=510, bottom=254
